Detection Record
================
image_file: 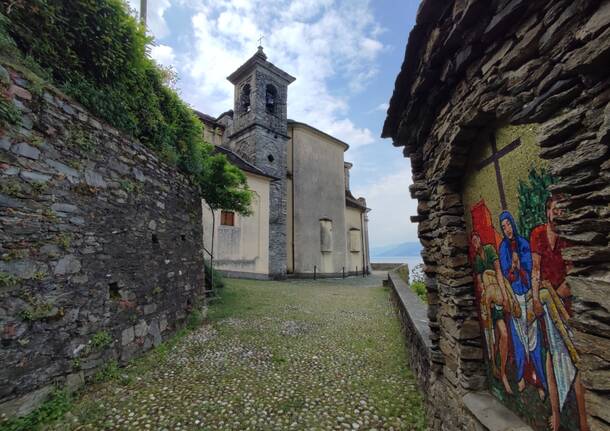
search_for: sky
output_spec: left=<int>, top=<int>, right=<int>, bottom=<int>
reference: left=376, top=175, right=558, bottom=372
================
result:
left=126, top=0, right=421, bottom=249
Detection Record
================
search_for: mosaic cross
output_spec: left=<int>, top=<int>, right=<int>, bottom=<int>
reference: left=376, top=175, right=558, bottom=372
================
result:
left=475, top=134, right=521, bottom=210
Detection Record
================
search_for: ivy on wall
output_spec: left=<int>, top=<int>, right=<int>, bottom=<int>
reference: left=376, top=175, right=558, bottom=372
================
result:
left=0, top=0, right=251, bottom=213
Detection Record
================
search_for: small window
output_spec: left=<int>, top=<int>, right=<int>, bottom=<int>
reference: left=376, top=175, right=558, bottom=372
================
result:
left=349, top=229, right=361, bottom=252
left=221, top=211, right=235, bottom=226
left=320, top=219, right=333, bottom=252
left=265, top=84, right=277, bottom=114
left=241, top=84, right=251, bottom=113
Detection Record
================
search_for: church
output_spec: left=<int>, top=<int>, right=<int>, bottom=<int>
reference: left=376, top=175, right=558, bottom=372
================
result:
left=199, top=46, right=371, bottom=280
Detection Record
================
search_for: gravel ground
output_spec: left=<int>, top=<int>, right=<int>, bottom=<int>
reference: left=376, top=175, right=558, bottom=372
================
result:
left=50, top=273, right=426, bottom=430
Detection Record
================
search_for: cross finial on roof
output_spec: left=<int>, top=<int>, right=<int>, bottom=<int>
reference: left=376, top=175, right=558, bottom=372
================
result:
left=257, top=34, right=265, bottom=48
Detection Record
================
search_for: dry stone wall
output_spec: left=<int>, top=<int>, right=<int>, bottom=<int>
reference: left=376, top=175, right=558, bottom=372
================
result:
left=0, top=64, right=205, bottom=417
left=383, top=0, right=610, bottom=430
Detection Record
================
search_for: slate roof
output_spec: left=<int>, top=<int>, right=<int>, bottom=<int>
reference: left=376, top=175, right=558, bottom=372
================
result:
left=193, top=110, right=217, bottom=124
left=345, top=190, right=369, bottom=211
left=227, top=47, right=296, bottom=85
left=214, top=146, right=278, bottom=181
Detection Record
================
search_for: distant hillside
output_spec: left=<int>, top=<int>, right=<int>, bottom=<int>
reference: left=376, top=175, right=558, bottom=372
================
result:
left=371, top=242, right=422, bottom=257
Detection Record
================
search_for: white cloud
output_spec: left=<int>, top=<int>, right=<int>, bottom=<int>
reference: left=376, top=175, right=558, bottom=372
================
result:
left=374, top=102, right=389, bottom=112
left=137, top=0, right=384, bottom=149
left=352, top=164, right=419, bottom=247
left=150, top=44, right=175, bottom=66
left=126, top=0, right=172, bottom=39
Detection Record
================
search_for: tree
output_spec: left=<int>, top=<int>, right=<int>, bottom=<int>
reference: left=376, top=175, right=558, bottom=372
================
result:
left=197, top=145, right=252, bottom=215
left=517, top=168, right=556, bottom=239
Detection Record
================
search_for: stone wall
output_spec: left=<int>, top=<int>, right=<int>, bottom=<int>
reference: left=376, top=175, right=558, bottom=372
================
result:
left=386, top=271, right=431, bottom=391
left=0, top=64, right=205, bottom=417
left=383, top=1, right=609, bottom=430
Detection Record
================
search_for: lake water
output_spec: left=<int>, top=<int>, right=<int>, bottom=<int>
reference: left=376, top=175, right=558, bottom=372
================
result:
left=370, top=256, right=422, bottom=269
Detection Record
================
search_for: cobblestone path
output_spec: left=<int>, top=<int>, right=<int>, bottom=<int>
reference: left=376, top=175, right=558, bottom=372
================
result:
left=51, top=274, right=425, bottom=430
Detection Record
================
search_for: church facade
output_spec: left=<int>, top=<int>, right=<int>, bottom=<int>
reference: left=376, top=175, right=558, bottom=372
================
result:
left=200, top=47, right=371, bottom=279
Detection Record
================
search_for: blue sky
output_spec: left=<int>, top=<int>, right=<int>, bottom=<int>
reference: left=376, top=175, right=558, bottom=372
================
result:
left=127, top=0, right=421, bottom=248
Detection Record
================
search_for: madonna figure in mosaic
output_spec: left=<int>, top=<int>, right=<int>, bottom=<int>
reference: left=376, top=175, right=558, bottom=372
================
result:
left=498, top=211, right=547, bottom=399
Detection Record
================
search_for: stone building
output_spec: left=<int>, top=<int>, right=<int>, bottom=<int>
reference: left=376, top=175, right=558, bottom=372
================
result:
left=199, top=47, right=371, bottom=279
left=383, top=1, right=609, bottom=430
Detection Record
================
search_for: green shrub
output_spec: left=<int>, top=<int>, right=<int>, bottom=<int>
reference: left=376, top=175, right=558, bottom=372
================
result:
left=186, top=309, right=204, bottom=330
left=410, top=281, right=427, bottom=303
left=0, top=389, right=72, bottom=431
left=0, top=1, right=251, bottom=214
left=0, top=271, right=20, bottom=289
left=92, top=360, right=120, bottom=383
left=90, top=331, right=112, bottom=350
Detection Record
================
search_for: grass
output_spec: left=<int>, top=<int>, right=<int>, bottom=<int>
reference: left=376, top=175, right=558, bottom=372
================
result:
left=0, top=390, right=72, bottom=431
left=7, top=276, right=426, bottom=430
left=89, top=331, right=112, bottom=350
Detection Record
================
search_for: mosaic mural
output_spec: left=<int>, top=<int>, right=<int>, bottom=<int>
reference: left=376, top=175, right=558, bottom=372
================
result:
left=462, top=125, right=589, bottom=431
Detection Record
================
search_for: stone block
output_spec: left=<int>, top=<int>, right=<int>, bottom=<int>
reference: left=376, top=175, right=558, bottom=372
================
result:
left=134, top=319, right=148, bottom=338
left=51, top=203, right=79, bottom=213
left=45, top=159, right=80, bottom=179
left=0, top=385, right=53, bottom=418
left=84, top=169, right=107, bottom=189
left=462, top=392, right=533, bottom=431
left=54, top=255, right=81, bottom=275
left=65, top=372, right=85, bottom=392
left=121, top=326, right=134, bottom=346
left=143, top=303, right=157, bottom=315
left=20, top=171, right=51, bottom=183
left=576, top=1, right=610, bottom=42
left=11, top=142, right=40, bottom=160
left=0, top=260, right=39, bottom=279
left=148, top=320, right=162, bottom=346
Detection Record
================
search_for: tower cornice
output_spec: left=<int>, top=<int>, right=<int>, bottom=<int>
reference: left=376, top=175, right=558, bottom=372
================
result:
left=227, top=48, right=296, bottom=85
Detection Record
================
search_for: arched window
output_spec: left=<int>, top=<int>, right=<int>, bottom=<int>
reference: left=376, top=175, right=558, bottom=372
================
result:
left=265, top=84, right=277, bottom=114
left=240, top=84, right=251, bottom=113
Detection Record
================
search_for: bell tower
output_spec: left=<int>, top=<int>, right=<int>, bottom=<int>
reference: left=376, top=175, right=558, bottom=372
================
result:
left=227, top=46, right=296, bottom=279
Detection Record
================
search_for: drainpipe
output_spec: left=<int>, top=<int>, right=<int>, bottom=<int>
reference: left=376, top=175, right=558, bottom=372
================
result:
left=291, top=126, right=296, bottom=273
left=360, top=209, right=366, bottom=277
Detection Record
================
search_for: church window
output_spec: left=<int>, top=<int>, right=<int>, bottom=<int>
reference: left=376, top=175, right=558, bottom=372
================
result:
left=320, top=219, right=333, bottom=252
left=220, top=211, right=235, bottom=226
left=265, top=84, right=277, bottom=114
left=240, top=84, right=251, bottom=113
left=349, top=229, right=361, bottom=252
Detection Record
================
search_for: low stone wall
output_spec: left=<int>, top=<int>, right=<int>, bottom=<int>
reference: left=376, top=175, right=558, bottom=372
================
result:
left=386, top=271, right=431, bottom=390
left=371, top=263, right=403, bottom=271
left=0, top=64, right=205, bottom=417
left=387, top=271, right=534, bottom=430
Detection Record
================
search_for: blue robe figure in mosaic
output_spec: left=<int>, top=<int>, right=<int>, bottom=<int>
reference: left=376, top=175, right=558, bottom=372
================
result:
left=498, top=211, right=547, bottom=395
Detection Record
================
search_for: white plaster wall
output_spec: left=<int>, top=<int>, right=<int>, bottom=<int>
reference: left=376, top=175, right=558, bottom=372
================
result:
left=202, top=172, right=271, bottom=275
left=289, top=124, right=348, bottom=275
left=345, top=206, right=365, bottom=272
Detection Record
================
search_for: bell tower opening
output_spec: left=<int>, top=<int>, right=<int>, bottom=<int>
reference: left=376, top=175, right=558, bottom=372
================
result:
left=265, top=84, right=277, bottom=114
left=240, top=84, right=251, bottom=114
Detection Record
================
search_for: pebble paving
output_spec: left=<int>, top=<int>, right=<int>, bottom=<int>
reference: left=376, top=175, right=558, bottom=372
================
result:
left=51, top=273, right=426, bottom=430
